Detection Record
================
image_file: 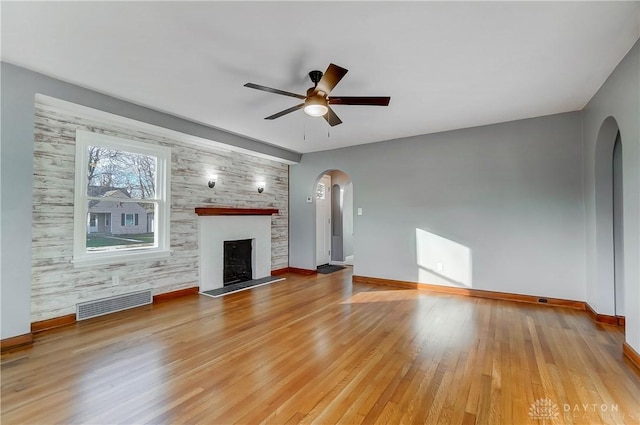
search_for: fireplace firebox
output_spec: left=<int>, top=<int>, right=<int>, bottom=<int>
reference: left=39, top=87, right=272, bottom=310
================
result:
left=223, top=239, right=253, bottom=285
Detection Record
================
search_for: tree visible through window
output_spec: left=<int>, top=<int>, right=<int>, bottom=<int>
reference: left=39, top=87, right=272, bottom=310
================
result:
left=87, top=145, right=156, bottom=199
left=73, top=130, right=171, bottom=265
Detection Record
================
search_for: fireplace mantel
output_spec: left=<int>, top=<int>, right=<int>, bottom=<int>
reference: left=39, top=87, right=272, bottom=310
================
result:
left=195, top=207, right=279, bottom=216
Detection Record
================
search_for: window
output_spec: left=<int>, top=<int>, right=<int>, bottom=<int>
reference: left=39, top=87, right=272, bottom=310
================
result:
left=122, top=213, right=138, bottom=226
left=73, top=130, right=171, bottom=266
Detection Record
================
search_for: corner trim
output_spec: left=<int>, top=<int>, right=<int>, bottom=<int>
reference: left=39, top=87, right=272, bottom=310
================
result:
left=352, top=275, right=584, bottom=310
left=288, top=267, right=318, bottom=276
left=585, top=303, right=619, bottom=325
left=623, top=342, right=640, bottom=372
left=1, top=333, right=34, bottom=352
left=31, top=314, right=76, bottom=333
left=153, top=287, right=199, bottom=303
left=271, top=267, right=290, bottom=276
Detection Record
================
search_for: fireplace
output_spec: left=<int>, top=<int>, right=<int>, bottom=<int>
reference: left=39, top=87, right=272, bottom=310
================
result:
left=224, top=239, right=253, bottom=285
left=196, top=208, right=277, bottom=292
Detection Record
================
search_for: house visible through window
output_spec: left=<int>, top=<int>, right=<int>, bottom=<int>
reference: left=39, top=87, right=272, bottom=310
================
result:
left=73, top=130, right=171, bottom=266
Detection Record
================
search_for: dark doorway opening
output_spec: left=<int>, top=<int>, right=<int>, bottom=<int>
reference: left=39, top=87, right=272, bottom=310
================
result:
left=224, top=239, right=252, bottom=285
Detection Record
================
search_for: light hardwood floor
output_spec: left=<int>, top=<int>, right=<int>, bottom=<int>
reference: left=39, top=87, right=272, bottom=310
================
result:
left=2, top=269, right=639, bottom=424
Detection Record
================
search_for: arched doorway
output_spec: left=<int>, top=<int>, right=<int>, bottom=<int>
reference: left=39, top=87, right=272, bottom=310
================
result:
left=594, top=116, right=624, bottom=321
left=314, top=170, right=353, bottom=268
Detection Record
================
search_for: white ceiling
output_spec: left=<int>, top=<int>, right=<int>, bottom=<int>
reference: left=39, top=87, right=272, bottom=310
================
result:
left=2, top=2, right=639, bottom=154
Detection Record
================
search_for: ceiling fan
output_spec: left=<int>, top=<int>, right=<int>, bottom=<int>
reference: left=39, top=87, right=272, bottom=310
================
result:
left=244, top=63, right=390, bottom=126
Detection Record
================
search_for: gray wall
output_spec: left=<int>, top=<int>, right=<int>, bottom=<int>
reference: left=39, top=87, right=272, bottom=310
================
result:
left=582, top=39, right=639, bottom=353
left=290, top=112, right=586, bottom=301
left=0, top=63, right=300, bottom=340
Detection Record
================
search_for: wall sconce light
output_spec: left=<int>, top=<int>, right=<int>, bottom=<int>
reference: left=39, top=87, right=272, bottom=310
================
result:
left=208, top=175, right=217, bottom=189
left=257, top=182, right=265, bottom=193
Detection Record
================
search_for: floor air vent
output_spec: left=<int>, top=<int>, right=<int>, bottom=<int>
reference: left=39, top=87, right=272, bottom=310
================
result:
left=77, top=290, right=152, bottom=321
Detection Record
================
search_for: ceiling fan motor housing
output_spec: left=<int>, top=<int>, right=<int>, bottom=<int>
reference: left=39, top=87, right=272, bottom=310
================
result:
left=306, top=87, right=327, bottom=98
left=304, top=90, right=329, bottom=117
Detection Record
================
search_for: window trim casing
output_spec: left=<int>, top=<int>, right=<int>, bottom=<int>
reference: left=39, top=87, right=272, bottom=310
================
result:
left=72, top=130, right=171, bottom=267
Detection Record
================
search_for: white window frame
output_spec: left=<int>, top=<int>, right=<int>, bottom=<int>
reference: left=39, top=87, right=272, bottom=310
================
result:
left=72, top=130, right=171, bottom=266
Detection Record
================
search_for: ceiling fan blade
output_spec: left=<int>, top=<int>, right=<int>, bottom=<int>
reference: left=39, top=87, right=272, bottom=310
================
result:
left=316, top=63, right=348, bottom=94
left=244, top=83, right=306, bottom=99
left=329, top=96, right=390, bottom=106
left=264, top=103, right=305, bottom=120
left=323, top=106, right=343, bottom=127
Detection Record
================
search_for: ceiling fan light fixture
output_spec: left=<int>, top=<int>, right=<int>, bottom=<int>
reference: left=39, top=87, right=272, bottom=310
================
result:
left=304, top=104, right=328, bottom=117
left=304, top=96, right=328, bottom=117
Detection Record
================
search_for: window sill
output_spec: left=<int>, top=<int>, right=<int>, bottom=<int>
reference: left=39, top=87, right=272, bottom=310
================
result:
left=72, top=249, right=171, bottom=268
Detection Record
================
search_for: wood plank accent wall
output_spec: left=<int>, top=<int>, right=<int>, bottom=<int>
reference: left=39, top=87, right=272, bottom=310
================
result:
left=31, top=103, right=289, bottom=322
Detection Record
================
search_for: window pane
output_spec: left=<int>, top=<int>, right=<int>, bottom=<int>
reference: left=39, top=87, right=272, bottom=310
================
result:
left=316, top=183, right=326, bottom=199
left=125, top=214, right=135, bottom=226
left=86, top=145, right=156, bottom=199
left=86, top=201, right=156, bottom=252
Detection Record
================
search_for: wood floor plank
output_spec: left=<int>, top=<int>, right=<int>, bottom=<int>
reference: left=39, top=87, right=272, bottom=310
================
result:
left=2, top=269, right=639, bottom=424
